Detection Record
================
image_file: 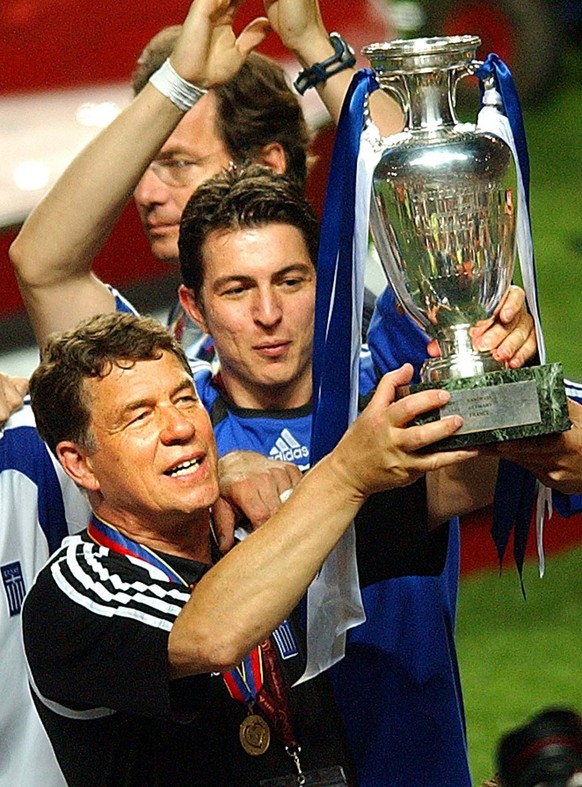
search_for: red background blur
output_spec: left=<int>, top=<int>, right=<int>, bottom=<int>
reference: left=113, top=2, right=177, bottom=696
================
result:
left=0, top=0, right=391, bottom=319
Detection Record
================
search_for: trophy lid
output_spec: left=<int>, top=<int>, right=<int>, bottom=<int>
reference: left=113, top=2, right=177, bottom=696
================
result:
left=363, top=35, right=481, bottom=75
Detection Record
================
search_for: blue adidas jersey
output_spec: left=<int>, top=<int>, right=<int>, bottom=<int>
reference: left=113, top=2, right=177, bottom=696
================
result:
left=337, top=287, right=469, bottom=785
left=191, top=342, right=470, bottom=786
left=0, top=404, right=90, bottom=786
left=192, top=351, right=375, bottom=470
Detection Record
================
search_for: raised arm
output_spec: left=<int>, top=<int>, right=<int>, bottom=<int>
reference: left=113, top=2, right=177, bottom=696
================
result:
left=264, top=0, right=404, bottom=134
left=9, top=0, right=269, bottom=347
left=168, top=365, right=479, bottom=677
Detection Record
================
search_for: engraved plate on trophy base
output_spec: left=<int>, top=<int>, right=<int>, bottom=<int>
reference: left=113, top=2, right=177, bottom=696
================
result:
left=402, top=362, right=571, bottom=451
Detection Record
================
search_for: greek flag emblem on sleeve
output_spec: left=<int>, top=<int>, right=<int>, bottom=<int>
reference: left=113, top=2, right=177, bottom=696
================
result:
left=273, top=619, right=299, bottom=660
left=2, top=562, right=27, bottom=617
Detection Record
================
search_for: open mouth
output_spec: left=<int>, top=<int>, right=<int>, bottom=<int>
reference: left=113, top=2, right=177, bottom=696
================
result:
left=164, top=457, right=202, bottom=478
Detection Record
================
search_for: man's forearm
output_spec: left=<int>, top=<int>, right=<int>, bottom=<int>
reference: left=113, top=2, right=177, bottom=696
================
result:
left=169, top=449, right=364, bottom=678
left=9, top=0, right=271, bottom=348
left=168, top=367, right=479, bottom=678
left=10, top=85, right=184, bottom=346
left=12, top=85, right=182, bottom=289
left=265, top=0, right=404, bottom=132
left=427, top=455, right=498, bottom=526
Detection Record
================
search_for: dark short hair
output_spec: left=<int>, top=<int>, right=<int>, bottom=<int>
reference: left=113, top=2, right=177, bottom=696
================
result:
left=30, top=313, right=192, bottom=455
left=131, top=27, right=311, bottom=187
left=179, top=165, right=320, bottom=301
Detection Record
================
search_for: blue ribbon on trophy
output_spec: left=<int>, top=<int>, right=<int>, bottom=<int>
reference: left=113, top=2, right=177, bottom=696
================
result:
left=301, top=70, right=380, bottom=683
left=311, top=69, right=379, bottom=461
left=306, top=49, right=548, bottom=655
left=476, top=53, right=552, bottom=580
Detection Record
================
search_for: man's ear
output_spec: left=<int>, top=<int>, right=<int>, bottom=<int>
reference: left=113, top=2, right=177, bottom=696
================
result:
left=257, top=142, right=287, bottom=175
left=56, top=442, right=100, bottom=492
left=179, top=285, right=209, bottom=333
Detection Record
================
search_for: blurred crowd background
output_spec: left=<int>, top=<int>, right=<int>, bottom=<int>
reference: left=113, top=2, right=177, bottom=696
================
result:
left=1, top=1, right=580, bottom=782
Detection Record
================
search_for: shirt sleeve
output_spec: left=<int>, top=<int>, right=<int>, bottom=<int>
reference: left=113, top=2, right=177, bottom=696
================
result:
left=355, top=477, right=448, bottom=588
left=22, top=542, right=209, bottom=723
left=367, top=285, right=430, bottom=382
left=105, top=284, right=139, bottom=315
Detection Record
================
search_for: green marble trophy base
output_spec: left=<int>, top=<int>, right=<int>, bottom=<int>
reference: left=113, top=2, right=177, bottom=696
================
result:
left=403, top=362, right=571, bottom=451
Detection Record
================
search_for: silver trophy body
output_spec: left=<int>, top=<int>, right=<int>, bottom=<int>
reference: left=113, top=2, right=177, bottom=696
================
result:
left=364, top=36, right=569, bottom=447
left=365, top=36, right=515, bottom=382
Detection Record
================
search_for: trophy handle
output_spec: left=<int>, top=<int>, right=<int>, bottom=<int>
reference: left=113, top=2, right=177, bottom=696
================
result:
left=364, top=74, right=409, bottom=133
left=451, top=58, right=484, bottom=107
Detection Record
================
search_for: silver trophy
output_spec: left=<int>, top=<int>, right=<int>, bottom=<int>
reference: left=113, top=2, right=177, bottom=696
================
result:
left=363, top=36, right=569, bottom=447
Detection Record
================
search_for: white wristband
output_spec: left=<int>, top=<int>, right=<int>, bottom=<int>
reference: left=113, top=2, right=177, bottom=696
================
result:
left=149, top=58, right=207, bottom=112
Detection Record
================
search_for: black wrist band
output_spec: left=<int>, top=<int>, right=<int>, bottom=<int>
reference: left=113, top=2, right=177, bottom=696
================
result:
left=294, top=33, right=356, bottom=95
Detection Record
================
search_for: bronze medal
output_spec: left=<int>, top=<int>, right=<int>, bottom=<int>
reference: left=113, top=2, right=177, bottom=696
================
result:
left=239, top=713, right=271, bottom=756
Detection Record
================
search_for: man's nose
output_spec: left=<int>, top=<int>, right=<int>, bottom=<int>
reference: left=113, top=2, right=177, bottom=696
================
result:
left=133, top=165, right=169, bottom=206
left=253, top=289, right=283, bottom=326
left=159, top=405, right=196, bottom=444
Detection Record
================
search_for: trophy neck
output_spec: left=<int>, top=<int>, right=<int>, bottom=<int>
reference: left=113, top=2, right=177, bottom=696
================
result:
left=401, top=71, right=457, bottom=131
left=440, top=324, right=477, bottom=358
left=364, top=36, right=481, bottom=132
left=421, top=324, right=505, bottom=382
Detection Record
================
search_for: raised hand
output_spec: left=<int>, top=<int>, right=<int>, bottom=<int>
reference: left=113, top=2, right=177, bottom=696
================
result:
left=263, top=0, right=328, bottom=56
left=265, top=0, right=404, bottom=131
left=171, top=0, right=270, bottom=88
left=330, top=364, right=478, bottom=501
left=426, top=285, right=537, bottom=369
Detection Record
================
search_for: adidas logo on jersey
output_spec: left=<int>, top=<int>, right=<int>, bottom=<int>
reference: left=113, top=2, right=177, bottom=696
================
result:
left=269, top=428, right=309, bottom=466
